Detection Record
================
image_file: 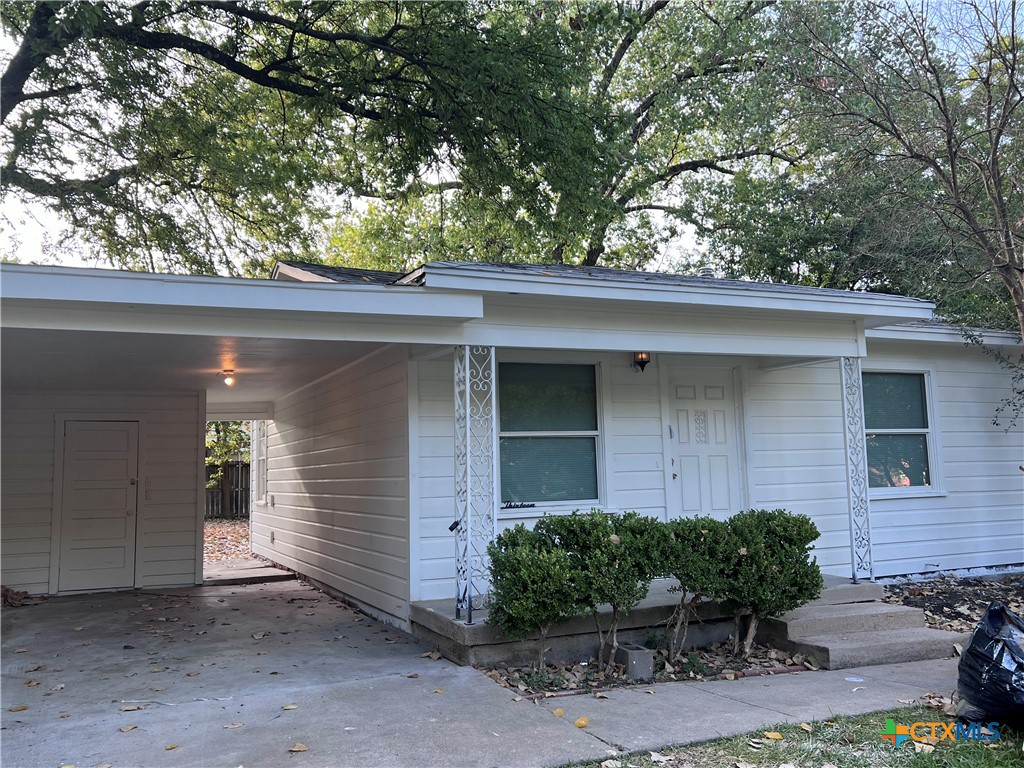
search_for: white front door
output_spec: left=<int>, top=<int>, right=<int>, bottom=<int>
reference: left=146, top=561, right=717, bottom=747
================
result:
left=668, top=367, right=741, bottom=520
left=59, top=421, right=139, bottom=591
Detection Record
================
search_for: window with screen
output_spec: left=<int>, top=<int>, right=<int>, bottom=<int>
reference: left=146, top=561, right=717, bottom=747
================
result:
left=498, top=363, right=599, bottom=504
left=863, top=372, right=932, bottom=489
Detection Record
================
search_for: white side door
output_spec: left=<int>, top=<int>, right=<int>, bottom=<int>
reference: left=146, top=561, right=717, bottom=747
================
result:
left=59, top=421, right=139, bottom=591
left=668, top=367, right=741, bottom=520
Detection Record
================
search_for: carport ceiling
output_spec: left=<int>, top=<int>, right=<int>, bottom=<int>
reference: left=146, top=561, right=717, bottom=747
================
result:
left=1, top=328, right=381, bottom=405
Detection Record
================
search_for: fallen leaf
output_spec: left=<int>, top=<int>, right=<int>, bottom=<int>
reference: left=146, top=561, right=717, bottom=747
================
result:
left=186, top=672, right=199, bottom=677
left=223, top=722, right=244, bottom=729
left=420, top=650, right=443, bottom=661
left=119, top=725, right=137, bottom=733
left=98, top=763, right=113, bottom=768
left=649, top=752, right=673, bottom=764
left=164, top=743, right=178, bottom=751
left=13, top=648, right=28, bottom=653
left=511, top=695, right=523, bottom=702
left=252, top=632, right=269, bottom=639
left=282, top=703, right=299, bottom=710
left=734, top=762, right=755, bottom=768
left=593, top=691, right=609, bottom=699
left=764, top=731, right=783, bottom=741
left=406, top=673, right=419, bottom=679
left=120, top=705, right=145, bottom=712
left=552, top=708, right=565, bottom=717
left=851, top=686, right=865, bottom=692
left=575, top=716, right=589, bottom=728
left=58, top=764, right=75, bottom=768
left=913, top=742, right=935, bottom=754
left=288, top=743, right=308, bottom=753
left=24, top=679, right=39, bottom=687
left=431, top=688, right=445, bottom=694
left=201, top=662, right=215, bottom=667
left=8, top=705, right=28, bottom=712
left=898, top=699, right=915, bottom=705
left=599, top=761, right=622, bottom=768
left=74, top=626, right=84, bottom=631
left=645, top=689, right=655, bottom=695
left=798, top=722, right=812, bottom=732
left=60, top=713, right=70, bottom=719
left=25, top=664, right=44, bottom=672
left=50, top=683, right=65, bottom=692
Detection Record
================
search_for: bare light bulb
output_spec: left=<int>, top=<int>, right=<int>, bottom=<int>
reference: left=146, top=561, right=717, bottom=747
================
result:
left=222, top=370, right=236, bottom=387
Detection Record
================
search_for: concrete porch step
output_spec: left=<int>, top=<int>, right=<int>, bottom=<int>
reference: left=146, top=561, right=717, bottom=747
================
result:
left=760, top=601, right=926, bottom=639
left=781, top=627, right=970, bottom=670
left=808, top=576, right=885, bottom=606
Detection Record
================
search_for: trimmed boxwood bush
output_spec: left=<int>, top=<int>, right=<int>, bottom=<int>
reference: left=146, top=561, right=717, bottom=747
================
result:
left=662, top=516, right=731, bottom=661
left=720, top=508, right=824, bottom=657
left=485, top=524, right=584, bottom=668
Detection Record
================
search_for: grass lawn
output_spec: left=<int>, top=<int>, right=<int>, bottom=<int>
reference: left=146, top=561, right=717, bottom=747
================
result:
left=568, top=706, right=1022, bottom=768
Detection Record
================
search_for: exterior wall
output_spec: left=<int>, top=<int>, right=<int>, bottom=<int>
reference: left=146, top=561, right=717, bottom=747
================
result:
left=251, top=345, right=411, bottom=624
left=743, top=361, right=853, bottom=575
left=864, top=340, right=1024, bottom=577
left=413, top=350, right=669, bottom=602
left=0, top=390, right=204, bottom=594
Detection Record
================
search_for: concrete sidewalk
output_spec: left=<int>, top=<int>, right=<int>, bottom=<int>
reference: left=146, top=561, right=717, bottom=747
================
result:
left=1, top=579, right=959, bottom=768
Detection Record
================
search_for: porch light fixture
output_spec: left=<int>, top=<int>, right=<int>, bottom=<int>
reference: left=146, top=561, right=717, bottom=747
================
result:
left=222, top=370, right=236, bottom=387
left=632, top=352, right=651, bottom=373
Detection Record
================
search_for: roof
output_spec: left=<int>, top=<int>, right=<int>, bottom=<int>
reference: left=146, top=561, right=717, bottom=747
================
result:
left=273, top=260, right=404, bottom=285
left=403, top=261, right=919, bottom=302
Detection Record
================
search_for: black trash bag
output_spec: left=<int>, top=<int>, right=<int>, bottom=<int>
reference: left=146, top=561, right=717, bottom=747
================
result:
left=956, top=600, right=1024, bottom=729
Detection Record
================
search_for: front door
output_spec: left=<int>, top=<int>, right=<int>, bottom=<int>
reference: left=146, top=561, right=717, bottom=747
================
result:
left=59, top=421, right=139, bottom=591
left=668, top=367, right=741, bottom=520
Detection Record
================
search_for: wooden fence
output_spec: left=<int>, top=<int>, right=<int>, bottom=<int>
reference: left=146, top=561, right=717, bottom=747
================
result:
left=205, top=461, right=250, bottom=519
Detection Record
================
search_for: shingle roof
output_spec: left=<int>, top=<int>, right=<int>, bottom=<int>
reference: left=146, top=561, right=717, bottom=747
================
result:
left=418, top=261, right=925, bottom=302
left=275, top=260, right=404, bottom=285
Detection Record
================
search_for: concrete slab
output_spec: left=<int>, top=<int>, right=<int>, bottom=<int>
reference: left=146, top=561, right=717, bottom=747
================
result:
left=203, top=557, right=294, bottom=586
left=1, top=581, right=596, bottom=768
left=2, top=580, right=965, bottom=767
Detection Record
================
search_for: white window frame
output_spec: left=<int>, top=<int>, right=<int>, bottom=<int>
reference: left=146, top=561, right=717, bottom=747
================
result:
left=496, top=354, right=605, bottom=516
left=252, top=419, right=269, bottom=505
left=862, top=367, right=945, bottom=500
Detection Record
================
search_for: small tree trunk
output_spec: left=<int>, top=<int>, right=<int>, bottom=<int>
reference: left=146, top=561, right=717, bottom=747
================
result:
left=732, top=612, right=743, bottom=656
left=537, top=625, right=550, bottom=670
left=593, top=613, right=607, bottom=670
left=605, top=607, right=621, bottom=675
left=741, top=615, right=759, bottom=659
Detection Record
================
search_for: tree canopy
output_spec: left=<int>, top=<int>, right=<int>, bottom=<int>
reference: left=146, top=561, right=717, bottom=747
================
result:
left=1, top=1, right=600, bottom=274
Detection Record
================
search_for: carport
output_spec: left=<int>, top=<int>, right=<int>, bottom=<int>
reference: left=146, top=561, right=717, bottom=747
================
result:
left=0, top=264, right=479, bottom=597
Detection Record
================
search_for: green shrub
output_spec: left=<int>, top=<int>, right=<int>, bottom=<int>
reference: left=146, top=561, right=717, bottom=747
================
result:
left=485, top=524, right=584, bottom=668
left=720, top=509, right=824, bottom=657
left=662, top=516, right=731, bottom=660
left=535, top=509, right=663, bottom=673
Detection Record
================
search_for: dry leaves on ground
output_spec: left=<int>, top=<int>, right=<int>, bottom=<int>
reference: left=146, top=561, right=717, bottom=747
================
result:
left=203, top=518, right=251, bottom=562
left=883, top=573, right=1024, bottom=633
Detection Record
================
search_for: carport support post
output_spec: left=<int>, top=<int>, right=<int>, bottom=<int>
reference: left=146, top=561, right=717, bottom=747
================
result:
left=840, top=356, right=873, bottom=582
left=453, top=345, right=499, bottom=623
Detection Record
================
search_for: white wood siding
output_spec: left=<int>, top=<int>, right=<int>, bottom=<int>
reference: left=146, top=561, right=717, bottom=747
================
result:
left=251, top=346, right=411, bottom=623
left=865, top=341, right=1024, bottom=576
left=743, top=361, right=853, bottom=575
left=0, top=391, right=204, bottom=593
left=413, top=351, right=669, bottom=602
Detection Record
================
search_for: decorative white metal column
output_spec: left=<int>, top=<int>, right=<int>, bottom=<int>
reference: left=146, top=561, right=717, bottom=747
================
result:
left=453, top=345, right=499, bottom=623
left=840, top=356, right=873, bottom=581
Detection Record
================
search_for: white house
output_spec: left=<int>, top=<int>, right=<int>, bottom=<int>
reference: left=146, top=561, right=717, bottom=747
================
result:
left=2, top=261, right=1021, bottom=630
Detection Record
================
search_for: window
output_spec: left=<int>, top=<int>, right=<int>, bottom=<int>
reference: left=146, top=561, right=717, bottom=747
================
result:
left=498, top=363, right=599, bottom=504
left=252, top=420, right=268, bottom=503
left=862, top=372, right=932, bottom=489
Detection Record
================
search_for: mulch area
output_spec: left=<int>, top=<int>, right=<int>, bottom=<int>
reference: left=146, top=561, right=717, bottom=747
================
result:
left=483, top=641, right=815, bottom=698
left=203, top=517, right=252, bottom=562
left=883, top=572, right=1024, bottom=633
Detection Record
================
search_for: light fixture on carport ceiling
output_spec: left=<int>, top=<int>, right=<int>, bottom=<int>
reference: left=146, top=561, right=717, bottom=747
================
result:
left=222, top=369, right=236, bottom=386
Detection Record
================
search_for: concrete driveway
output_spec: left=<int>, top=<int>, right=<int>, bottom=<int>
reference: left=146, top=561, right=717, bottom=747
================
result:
left=1, top=580, right=599, bottom=768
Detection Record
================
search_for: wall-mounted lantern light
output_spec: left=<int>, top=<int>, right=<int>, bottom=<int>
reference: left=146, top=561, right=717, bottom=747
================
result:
left=632, top=352, right=651, bottom=373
